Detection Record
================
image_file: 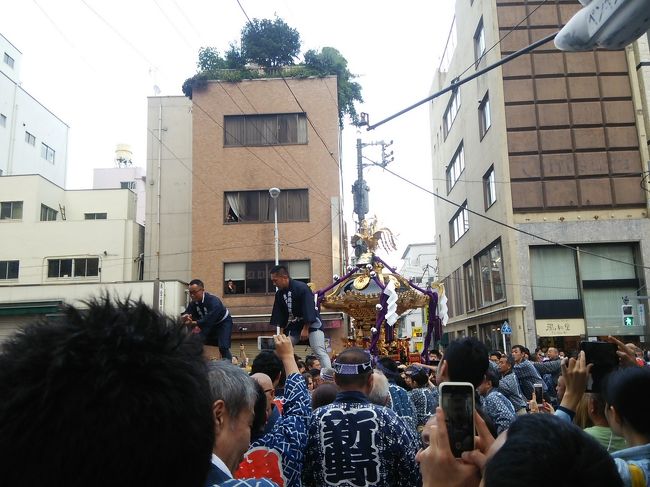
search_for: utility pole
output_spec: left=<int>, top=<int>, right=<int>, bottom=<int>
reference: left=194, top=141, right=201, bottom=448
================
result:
left=351, top=138, right=395, bottom=261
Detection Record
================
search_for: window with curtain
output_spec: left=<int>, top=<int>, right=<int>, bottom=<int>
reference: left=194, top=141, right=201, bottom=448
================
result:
left=224, top=113, right=308, bottom=146
left=225, top=189, right=308, bottom=223
left=224, top=260, right=310, bottom=295
left=530, top=246, right=579, bottom=301
left=464, top=261, right=476, bottom=311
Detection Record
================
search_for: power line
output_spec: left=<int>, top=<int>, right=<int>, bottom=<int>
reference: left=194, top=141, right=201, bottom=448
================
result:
left=234, top=0, right=252, bottom=23
left=366, top=32, right=558, bottom=131
left=372, top=162, right=650, bottom=272
left=152, top=0, right=195, bottom=52
left=170, top=0, right=206, bottom=45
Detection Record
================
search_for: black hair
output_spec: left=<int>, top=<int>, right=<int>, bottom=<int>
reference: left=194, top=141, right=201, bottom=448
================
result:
left=251, top=350, right=284, bottom=384
left=484, top=414, right=622, bottom=487
left=602, top=366, right=650, bottom=437
left=377, top=356, right=409, bottom=388
left=269, top=265, right=289, bottom=276
left=305, top=355, right=321, bottom=369
left=189, top=278, right=204, bottom=288
left=0, top=296, right=214, bottom=487
left=250, top=381, right=268, bottom=442
left=444, top=337, right=489, bottom=387
left=511, top=344, right=525, bottom=353
left=490, top=351, right=502, bottom=359
left=485, top=368, right=500, bottom=388
left=334, top=347, right=372, bottom=388
left=308, top=368, right=321, bottom=378
left=405, top=365, right=429, bottom=387
left=311, top=383, right=339, bottom=410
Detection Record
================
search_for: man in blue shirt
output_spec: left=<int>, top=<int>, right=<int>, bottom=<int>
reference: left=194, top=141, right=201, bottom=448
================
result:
left=182, top=279, right=233, bottom=361
left=269, top=265, right=330, bottom=368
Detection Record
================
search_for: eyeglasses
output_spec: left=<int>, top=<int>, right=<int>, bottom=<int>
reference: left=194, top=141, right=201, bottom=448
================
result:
left=189, top=289, right=203, bottom=295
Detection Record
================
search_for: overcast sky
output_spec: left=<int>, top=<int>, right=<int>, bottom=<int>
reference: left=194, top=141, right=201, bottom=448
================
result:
left=1, top=0, right=455, bottom=261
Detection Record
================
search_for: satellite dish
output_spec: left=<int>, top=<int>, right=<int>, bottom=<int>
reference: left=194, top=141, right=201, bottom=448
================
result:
left=555, top=0, right=650, bottom=51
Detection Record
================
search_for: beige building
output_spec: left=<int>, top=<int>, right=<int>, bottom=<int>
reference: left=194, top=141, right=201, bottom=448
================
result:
left=145, top=76, right=345, bottom=355
left=0, top=174, right=145, bottom=339
left=431, top=1, right=650, bottom=353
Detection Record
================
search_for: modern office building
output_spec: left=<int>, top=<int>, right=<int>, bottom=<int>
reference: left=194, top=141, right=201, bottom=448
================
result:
left=430, top=1, right=650, bottom=352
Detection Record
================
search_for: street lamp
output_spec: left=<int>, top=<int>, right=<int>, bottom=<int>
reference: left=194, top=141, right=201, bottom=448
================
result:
left=269, top=188, right=281, bottom=265
left=269, top=187, right=281, bottom=334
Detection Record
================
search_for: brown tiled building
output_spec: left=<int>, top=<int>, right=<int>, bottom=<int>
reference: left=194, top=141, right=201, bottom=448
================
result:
left=430, top=0, right=650, bottom=352
left=145, top=76, right=346, bottom=356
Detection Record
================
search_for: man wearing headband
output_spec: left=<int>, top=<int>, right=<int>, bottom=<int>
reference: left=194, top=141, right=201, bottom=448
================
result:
left=303, top=348, right=421, bottom=487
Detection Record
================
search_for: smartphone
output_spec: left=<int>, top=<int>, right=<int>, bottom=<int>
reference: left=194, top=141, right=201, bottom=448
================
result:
left=257, top=336, right=275, bottom=351
left=579, top=341, right=618, bottom=392
left=533, top=383, right=544, bottom=405
left=439, top=382, right=475, bottom=457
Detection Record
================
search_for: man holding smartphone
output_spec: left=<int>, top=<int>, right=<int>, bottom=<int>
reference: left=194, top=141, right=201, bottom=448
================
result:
left=511, top=344, right=546, bottom=402
left=269, top=265, right=331, bottom=368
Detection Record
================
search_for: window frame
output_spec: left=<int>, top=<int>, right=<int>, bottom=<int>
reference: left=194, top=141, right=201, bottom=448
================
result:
left=41, top=143, right=55, bottom=163
left=224, top=113, right=308, bottom=147
left=40, top=204, right=57, bottom=221
left=223, top=260, right=310, bottom=295
left=0, top=201, right=23, bottom=220
left=449, top=201, right=469, bottom=245
left=84, top=213, right=108, bottom=220
left=120, top=181, right=136, bottom=190
left=0, top=113, right=6, bottom=128
left=25, top=131, right=35, bottom=146
left=0, top=260, right=19, bottom=280
left=3, top=52, right=14, bottom=68
left=476, top=240, right=506, bottom=308
left=446, top=143, right=465, bottom=193
left=474, top=18, right=486, bottom=66
left=224, top=188, right=309, bottom=224
left=47, top=257, right=100, bottom=279
left=443, top=89, right=461, bottom=139
left=483, top=165, right=496, bottom=210
left=478, top=92, right=491, bottom=139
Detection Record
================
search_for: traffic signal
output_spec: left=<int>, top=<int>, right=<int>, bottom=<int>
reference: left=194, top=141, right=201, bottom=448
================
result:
left=622, top=304, right=634, bottom=327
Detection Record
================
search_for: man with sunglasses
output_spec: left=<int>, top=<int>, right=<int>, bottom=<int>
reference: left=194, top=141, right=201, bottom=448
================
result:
left=182, top=278, right=233, bottom=361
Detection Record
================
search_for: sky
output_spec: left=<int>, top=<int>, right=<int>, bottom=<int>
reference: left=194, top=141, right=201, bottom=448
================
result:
left=1, top=0, right=456, bottom=262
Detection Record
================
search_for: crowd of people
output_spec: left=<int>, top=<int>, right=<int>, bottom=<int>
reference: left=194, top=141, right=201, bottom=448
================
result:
left=0, top=295, right=649, bottom=487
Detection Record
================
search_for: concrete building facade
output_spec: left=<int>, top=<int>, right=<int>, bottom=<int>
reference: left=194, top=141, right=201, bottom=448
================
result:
left=430, top=1, right=650, bottom=353
left=399, top=242, right=437, bottom=351
left=0, top=33, right=68, bottom=187
left=145, top=76, right=345, bottom=353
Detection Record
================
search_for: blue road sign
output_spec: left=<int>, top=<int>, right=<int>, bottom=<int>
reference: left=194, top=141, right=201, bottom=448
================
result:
left=501, top=322, right=512, bottom=335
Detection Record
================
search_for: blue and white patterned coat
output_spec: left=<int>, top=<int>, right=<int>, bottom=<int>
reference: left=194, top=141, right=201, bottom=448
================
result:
left=480, top=388, right=516, bottom=435
left=303, top=391, right=421, bottom=487
left=237, top=372, right=310, bottom=487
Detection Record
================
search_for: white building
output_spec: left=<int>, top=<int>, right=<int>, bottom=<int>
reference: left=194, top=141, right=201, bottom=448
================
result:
left=93, top=145, right=146, bottom=225
left=0, top=174, right=143, bottom=286
left=0, top=279, right=188, bottom=343
left=0, top=33, right=69, bottom=187
left=399, top=242, right=437, bottom=351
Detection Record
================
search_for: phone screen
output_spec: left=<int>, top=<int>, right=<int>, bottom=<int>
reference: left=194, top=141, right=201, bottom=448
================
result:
left=534, top=383, right=544, bottom=405
left=257, top=336, right=275, bottom=351
left=579, top=341, right=618, bottom=392
left=440, top=382, right=475, bottom=457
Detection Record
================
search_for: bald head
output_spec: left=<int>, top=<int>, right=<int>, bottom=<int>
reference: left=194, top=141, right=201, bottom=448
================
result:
left=251, top=373, right=273, bottom=392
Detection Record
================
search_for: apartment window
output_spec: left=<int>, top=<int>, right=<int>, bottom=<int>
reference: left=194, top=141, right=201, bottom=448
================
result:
left=478, top=92, right=491, bottom=139
left=85, top=212, right=107, bottom=220
left=47, top=257, right=99, bottom=279
left=1, top=201, right=23, bottom=220
left=224, top=113, right=308, bottom=147
left=224, top=260, right=309, bottom=295
left=450, top=201, right=469, bottom=245
left=120, top=181, right=136, bottom=190
left=446, top=143, right=465, bottom=193
left=474, top=18, right=486, bottom=65
left=483, top=166, right=496, bottom=209
left=464, top=260, right=476, bottom=312
left=477, top=240, right=505, bottom=306
left=25, top=131, right=35, bottom=146
left=452, top=267, right=465, bottom=316
left=0, top=260, right=19, bottom=280
left=3, top=52, right=14, bottom=68
left=41, top=143, right=55, bottom=163
left=40, top=204, right=57, bottom=221
left=225, top=189, right=308, bottom=223
left=443, top=89, right=461, bottom=138
left=0, top=114, right=6, bottom=127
